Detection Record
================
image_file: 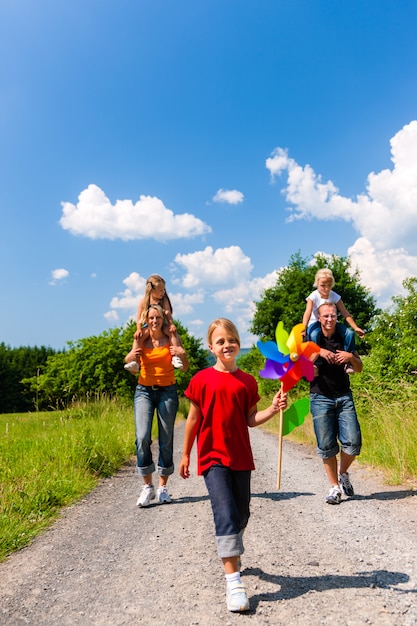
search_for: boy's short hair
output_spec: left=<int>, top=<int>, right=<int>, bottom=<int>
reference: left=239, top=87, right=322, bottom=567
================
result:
left=207, top=318, right=241, bottom=347
left=314, top=268, right=335, bottom=288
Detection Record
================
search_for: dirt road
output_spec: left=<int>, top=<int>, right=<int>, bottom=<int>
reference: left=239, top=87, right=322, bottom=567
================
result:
left=1, top=421, right=416, bottom=625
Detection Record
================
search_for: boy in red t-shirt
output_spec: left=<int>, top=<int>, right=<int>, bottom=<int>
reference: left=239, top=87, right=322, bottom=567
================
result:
left=179, top=318, right=287, bottom=613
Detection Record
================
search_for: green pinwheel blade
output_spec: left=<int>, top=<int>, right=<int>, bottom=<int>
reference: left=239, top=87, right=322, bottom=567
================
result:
left=275, top=321, right=289, bottom=355
left=282, top=397, right=310, bottom=436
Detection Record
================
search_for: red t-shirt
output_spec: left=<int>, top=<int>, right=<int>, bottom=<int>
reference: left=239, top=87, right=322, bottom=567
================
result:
left=184, top=367, right=260, bottom=475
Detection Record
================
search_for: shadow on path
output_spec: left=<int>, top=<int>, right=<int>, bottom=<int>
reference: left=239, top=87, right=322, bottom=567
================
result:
left=243, top=567, right=414, bottom=610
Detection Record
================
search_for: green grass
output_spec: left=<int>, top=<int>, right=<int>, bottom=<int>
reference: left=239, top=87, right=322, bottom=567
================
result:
left=0, top=396, right=190, bottom=562
left=0, top=398, right=133, bottom=561
left=1, top=388, right=415, bottom=563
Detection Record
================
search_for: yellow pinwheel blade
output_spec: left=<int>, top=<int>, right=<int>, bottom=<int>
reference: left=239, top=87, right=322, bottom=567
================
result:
left=286, top=323, right=305, bottom=355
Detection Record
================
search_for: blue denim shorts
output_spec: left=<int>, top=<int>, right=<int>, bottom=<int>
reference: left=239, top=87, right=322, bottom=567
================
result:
left=309, top=392, right=362, bottom=459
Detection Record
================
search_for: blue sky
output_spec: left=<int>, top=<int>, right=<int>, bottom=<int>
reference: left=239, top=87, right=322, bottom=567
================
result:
left=1, top=0, right=417, bottom=349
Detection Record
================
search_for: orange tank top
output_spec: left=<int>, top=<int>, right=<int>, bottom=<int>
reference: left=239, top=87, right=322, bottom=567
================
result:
left=138, top=344, right=175, bottom=386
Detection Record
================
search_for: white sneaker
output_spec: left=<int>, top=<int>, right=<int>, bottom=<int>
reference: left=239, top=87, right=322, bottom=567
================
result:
left=136, top=484, right=155, bottom=507
left=171, top=356, right=183, bottom=368
left=325, top=485, right=342, bottom=505
left=226, top=581, right=250, bottom=612
left=124, top=361, right=139, bottom=375
left=157, top=486, right=171, bottom=504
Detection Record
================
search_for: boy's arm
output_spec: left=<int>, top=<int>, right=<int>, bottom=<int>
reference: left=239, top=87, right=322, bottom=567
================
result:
left=179, top=402, right=201, bottom=478
left=336, top=300, right=365, bottom=338
left=247, top=390, right=287, bottom=428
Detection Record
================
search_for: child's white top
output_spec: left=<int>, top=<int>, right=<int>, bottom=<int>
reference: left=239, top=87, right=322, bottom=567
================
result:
left=307, top=289, right=340, bottom=324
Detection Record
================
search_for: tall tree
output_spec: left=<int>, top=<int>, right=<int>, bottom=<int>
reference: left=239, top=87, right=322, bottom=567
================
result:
left=250, top=252, right=377, bottom=343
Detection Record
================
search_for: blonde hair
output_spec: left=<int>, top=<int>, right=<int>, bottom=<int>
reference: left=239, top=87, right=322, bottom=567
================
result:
left=145, top=303, right=166, bottom=323
left=207, top=318, right=241, bottom=347
left=140, top=274, right=172, bottom=324
left=314, top=268, right=335, bottom=288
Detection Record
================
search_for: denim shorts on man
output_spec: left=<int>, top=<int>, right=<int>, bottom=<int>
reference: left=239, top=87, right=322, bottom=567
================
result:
left=309, top=392, right=362, bottom=459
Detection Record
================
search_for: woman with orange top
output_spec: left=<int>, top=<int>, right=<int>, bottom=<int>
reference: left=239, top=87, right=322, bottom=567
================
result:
left=125, top=304, right=189, bottom=507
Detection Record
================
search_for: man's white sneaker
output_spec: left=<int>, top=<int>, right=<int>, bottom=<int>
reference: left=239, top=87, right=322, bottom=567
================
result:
left=124, top=361, right=139, bottom=375
left=339, top=472, right=355, bottom=496
left=171, top=356, right=183, bottom=368
left=326, top=485, right=342, bottom=505
left=157, top=486, right=171, bottom=504
left=136, top=484, right=155, bottom=507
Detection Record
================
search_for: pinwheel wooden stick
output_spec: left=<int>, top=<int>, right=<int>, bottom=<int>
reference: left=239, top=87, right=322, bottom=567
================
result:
left=277, top=382, right=284, bottom=489
left=257, top=322, right=320, bottom=489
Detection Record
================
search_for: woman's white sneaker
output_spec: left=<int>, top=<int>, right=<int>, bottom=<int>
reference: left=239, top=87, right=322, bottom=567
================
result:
left=136, top=484, right=155, bottom=507
left=157, top=486, right=171, bottom=504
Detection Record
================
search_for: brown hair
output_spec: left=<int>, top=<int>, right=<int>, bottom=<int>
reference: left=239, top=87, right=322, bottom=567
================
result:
left=140, top=274, right=173, bottom=324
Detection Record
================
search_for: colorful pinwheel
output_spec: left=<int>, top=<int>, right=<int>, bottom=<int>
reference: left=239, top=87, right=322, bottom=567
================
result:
left=257, top=321, right=320, bottom=392
left=257, top=321, right=320, bottom=488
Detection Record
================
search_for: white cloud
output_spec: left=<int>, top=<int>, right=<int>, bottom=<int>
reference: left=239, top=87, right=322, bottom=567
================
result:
left=49, top=268, right=69, bottom=285
left=266, top=120, right=417, bottom=304
left=105, top=272, right=146, bottom=322
left=60, top=184, right=211, bottom=241
left=213, top=188, right=244, bottom=205
left=105, top=271, right=205, bottom=323
left=173, top=245, right=253, bottom=288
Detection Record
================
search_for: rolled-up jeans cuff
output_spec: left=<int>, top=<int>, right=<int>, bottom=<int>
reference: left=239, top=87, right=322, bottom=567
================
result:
left=136, top=463, right=155, bottom=477
left=158, top=464, right=174, bottom=477
left=216, top=529, right=244, bottom=559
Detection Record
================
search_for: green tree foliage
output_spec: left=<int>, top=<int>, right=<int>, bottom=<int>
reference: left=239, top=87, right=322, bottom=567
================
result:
left=0, top=343, right=56, bottom=413
left=250, top=251, right=377, bottom=342
left=241, top=252, right=378, bottom=389
left=20, top=321, right=209, bottom=410
left=364, top=277, right=417, bottom=383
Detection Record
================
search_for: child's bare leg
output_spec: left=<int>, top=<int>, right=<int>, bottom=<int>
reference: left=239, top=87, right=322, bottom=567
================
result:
left=222, top=556, right=239, bottom=575
left=165, top=330, right=183, bottom=368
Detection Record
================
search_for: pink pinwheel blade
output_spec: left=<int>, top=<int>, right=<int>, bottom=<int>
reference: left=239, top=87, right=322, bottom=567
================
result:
left=298, top=355, right=316, bottom=381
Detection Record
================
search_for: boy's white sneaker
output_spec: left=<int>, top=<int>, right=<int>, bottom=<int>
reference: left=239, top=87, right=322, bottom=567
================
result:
left=226, top=581, right=250, bottom=612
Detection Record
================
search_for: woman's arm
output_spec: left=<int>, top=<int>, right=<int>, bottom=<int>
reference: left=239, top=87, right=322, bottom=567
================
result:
left=170, top=336, right=190, bottom=372
left=179, top=402, right=201, bottom=478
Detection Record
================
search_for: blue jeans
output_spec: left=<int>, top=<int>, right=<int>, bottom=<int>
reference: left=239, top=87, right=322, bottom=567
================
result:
left=310, top=392, right=362, bottom=459
left=134, top=384, right=179, bottom=477
left=308, top=321, right=355, bottom=352
left=203, top=465, right=251, bottom=559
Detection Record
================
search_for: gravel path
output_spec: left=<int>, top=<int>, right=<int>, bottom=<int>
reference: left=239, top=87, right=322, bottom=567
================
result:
left=1, top=421, right=416, bottom=626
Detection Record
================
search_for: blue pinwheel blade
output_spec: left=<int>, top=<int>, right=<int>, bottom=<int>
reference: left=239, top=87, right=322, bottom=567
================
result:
left=259, top=359, right=288, bottom=379
left=257, top=340, right=288, bottom=364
